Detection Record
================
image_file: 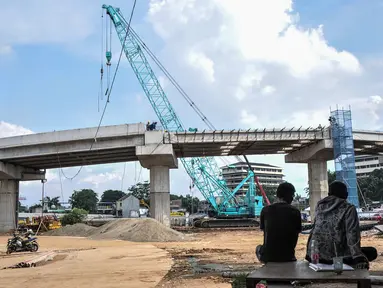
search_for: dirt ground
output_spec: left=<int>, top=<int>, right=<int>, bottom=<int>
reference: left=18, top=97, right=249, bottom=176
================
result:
left=0, top=229, right=382, bottom=288
left=155, top=228, right=383, bottom=287
left=0, top=236, right=172, bottom=288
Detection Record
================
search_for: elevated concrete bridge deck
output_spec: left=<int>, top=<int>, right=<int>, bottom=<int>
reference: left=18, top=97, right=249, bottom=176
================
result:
left=0, top=122, right=382, bottom=232
left=0, top=123, right=382, bottom=169
left=0, top=123, right=145, bottom=169
left=165, top=128, right=383, bottom=157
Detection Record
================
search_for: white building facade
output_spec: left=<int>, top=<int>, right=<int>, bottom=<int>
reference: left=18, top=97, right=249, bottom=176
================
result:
left=116, top=195, right=140, bottom=218
left=221, top=162, right=284, bottom=195
left=355, top=155, right=383, bottom=178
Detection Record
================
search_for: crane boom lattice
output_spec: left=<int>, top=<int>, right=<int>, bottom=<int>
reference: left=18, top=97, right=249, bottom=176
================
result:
left=102, top=4, right=263, bottom=222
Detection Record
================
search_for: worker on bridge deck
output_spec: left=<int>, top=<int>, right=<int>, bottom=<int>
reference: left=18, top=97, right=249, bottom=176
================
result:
left=305, top=180, right=378, bottom=270
left=146, top=121, right=158, bottom=131
left=256, top=182, right=302, bottom=263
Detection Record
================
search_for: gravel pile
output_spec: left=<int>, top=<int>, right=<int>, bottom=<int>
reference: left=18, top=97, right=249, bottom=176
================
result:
left=89, top=218, right=188, bottom=242
left=45, top=223, right=97, bottom=237
left=46, top=218, right=188, bottom=242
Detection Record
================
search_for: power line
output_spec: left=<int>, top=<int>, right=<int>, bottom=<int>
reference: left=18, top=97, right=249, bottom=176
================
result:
left=129, top=28, right=244, bottom=167
left=58, top=0, right=137, bottom=180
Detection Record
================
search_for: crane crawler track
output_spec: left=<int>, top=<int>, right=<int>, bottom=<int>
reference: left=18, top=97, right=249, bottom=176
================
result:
left=194, top=218, right=260, bottom=228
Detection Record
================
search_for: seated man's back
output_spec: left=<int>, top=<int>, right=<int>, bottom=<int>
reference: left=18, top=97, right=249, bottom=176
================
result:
left=256, top=182, right=302, bottom=263
left=306, top=181, right=377, bottom=269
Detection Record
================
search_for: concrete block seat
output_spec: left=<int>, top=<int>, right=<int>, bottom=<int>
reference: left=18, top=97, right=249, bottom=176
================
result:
left=246, top=261, right=371, bottom=288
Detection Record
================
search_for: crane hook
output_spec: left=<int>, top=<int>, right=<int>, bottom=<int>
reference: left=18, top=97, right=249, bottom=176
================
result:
left=106, top=51, right=112, bottom=66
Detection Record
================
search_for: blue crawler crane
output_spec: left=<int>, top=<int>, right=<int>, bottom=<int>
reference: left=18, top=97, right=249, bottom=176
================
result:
left=102, top=4, right=270, bottom=228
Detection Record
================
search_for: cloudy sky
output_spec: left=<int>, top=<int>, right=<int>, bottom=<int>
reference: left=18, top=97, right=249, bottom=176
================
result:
left=1, top=0, right=382, bottom=206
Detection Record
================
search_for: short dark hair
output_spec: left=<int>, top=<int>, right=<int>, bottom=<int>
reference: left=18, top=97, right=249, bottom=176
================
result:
left=328, top=180, right=348, bottom=199
left=276, top=182, right=295, bottom=200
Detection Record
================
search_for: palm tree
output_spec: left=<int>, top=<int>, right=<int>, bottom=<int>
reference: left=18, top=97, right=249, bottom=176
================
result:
left=44, top=196, right=61, bottom=209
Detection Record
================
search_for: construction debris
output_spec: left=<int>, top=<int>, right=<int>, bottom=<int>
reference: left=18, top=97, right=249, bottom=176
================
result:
left=375, top=225, right=383, bottom=235
left=2, top=252, right=56, bottom=270
left=2, top=262, right=36, bottom=269
left=361, top=228, right=380, bottom=237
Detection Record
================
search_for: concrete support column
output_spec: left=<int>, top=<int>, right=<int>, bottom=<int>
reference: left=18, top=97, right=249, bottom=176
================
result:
left=136, top=132, right=178, bottom=227
left=149, top=166, right=171, bottom=227
left=0, top=179, right=19, bottom=233
left=308, top=160, right=328, bottom=221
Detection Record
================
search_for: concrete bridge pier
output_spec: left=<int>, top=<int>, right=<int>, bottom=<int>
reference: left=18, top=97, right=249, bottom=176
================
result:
left=0, top=162, right=45, bottom=233
left=136, top=131, right=178, bottom=227
left=285, top=140, right=333, bottom=221
left=0, top=179, right=19, bottom=232
left=307, top=160, right=329, bottom=219
left=149, top=166, right=171, bottom=226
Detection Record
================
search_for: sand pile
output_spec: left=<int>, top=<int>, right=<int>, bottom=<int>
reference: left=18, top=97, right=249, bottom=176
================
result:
left=45, top=223, right=97, bottom=237
left=89, top=218, right=188, bottom=242
left=47, top=218, right=188, bottom=242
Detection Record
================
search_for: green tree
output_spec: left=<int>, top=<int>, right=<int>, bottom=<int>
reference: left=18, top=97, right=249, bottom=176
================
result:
left=69, top=189, right=98, bottom=213
left=304, top=187, right=309, bottom=197
left=257, top=186, right=277, bottom=204
left=328, top=170, right=336, bottom=184
left=128, top=182, right=150, bottom=204
left=305, top=170, right=337, bottom=198
left=45, top=196, right=61, bottom=209
left=181, top=194, right=200, bottom=213
left=101, top=190, right=126, bottom=202
left=170, top=194, right=182, bottom=201
left=358, top=168, right=383, bottom=202
left=18, top=201, right=28, bottom=213
left=61, top=208, right=88, bottom=226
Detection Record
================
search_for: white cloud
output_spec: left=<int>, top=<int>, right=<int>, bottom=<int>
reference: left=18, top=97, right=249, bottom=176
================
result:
left=81, top=172, right=122, bottom=188
left=145, top=0, right=383, bottom=196
left=240, top=110, right=261, bottom=127
left=0, top=121, right=33, bottom=138
left=146, top=0, right=383, bottom=130
left=261, top=85, right=276, bottom=95
left=370, top=95, right=382, bottom=105
left=148, top=0, right=361, bottom=80
left=187, top=50, right=215, bottom=82
left=2, top=1, right=383, bottom=205
left=17, top=163, right=151, bottom=206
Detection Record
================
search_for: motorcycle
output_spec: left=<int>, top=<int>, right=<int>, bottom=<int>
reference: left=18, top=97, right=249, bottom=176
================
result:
left=6, top=231, right=39, bottom=254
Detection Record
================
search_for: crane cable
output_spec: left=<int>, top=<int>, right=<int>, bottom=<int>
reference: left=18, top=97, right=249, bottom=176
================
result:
left=127, top=28, right=244, bottom=166
left=58, top=0, right=137, bottom=181
left=98, top=9, right=105, bottom=112
left=128, top=28, right=216, bottom=130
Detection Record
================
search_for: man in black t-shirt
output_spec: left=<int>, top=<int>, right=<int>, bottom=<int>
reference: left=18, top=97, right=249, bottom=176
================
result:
left=256, top=182, right=302, bottom=263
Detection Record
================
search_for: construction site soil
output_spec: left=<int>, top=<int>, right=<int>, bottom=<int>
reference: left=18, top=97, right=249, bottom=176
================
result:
left=0, top=220, right=382, bottom=288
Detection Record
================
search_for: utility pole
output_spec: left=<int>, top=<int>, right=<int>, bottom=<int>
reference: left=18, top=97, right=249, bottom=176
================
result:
left=190, top=179, right=194, bottom=214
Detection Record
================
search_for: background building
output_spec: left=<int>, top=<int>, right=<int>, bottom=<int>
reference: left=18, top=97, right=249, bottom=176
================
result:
left=355, top=155, right=383, bottom=178
left=221, top=162, right=284, bottom=195
left=116, top=195, right=140, bottom=218
left=96, top=202, right=115, bottom=215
